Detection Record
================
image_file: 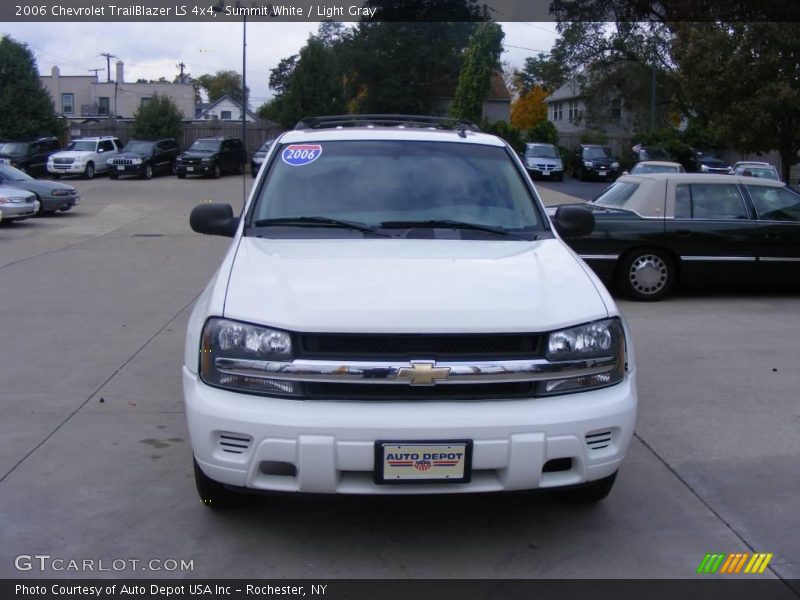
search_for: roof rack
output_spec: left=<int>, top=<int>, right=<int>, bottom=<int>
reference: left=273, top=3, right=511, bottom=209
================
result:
left=294, top=114, right=481, bottom=138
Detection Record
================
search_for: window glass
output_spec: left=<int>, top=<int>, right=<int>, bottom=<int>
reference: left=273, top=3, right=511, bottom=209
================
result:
left=525, top=144, right=558, bottom=158
left=593, top=182, right=639, bottom=208
left=680, top=184, right=748, bottom=220
left=583, top=147, right=612, bottom=159
left=747, top=185, right=800, bottom=222
left=631, top=163, right=679, bottom=174
left=62, top=93, right=74, bottom=114
left=190, top=140, right=221, bottom=152
left=675, top=184, right=691, bottom=218
left=252, top=141, right=541, bottom=231
left=99, top=140, right=115, bottom=152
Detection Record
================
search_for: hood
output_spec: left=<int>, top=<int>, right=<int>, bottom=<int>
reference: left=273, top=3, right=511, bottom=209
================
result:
left=699, top=156, right=729, bottom=167
left=0, top=152, right=24, bottom=161
left=223, top=237, right=609, bottom=334
left=3, top=180, right=76, bottom=195
left=114, top=151, right=150, bottom=159
left=51, top=151, right=95, bottom=159
left=181, top=150, right=218, bottom=158
left=526, top=156, right=562, bottom=166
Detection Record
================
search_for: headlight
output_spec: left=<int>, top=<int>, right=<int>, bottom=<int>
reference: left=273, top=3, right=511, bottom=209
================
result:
left=51, top=189, right=74, bottom=197
left=584, top=161, right=594, bottom=167
left=700, top=164, right=709, bottom=172
left=253, top=157, right=264, bottom=164
left=612, top=162, right=619, bottom=168
left=0, top=195, right=31, bottom=204
left=538, top=318, right=626, bottom=396
left=131, top=158, right=142, bottom=165
left=73, top=158, right=83, bottom=164
left=199, top=318, right=298, bottom=396
left=201, top=157, right=213, bottom=162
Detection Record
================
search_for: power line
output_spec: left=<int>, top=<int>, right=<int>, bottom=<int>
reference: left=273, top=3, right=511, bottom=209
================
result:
left=99, top=52, right=117, bottom=82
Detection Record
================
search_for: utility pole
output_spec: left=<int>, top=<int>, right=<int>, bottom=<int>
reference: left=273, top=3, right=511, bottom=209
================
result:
left=99, top=53, right=116, bottom=82
left=177, top=62, right=186, bottom=83
left=88, top=68, right=104, bottom=80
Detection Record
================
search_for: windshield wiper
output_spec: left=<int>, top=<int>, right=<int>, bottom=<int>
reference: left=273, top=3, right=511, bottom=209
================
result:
left=251, top=216, right=391, bottom=237
left=379, top=219, right=532, bottom=240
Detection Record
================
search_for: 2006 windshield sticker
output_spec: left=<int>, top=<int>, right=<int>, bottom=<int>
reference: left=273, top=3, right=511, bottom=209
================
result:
left=282, top=144, right=322, bottom=166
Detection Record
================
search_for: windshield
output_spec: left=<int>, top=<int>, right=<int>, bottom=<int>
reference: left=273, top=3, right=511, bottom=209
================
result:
left=66, top=141, right=97, bottom=152
left=631, top=163, right=679, bottom=174
left=525, top=145, right=558, bottom=158
left=641, top=148, right=669, bottom=160
left=584, top=147, right=612, bottom=159
left=0, top=143, right=28, bottom=154
left=123, top=141, right=155, bottom=154
left=738, top=167, right=779, bottom=180
left=593, top=181, right=639, bottom=208
left=189, top=140, right=221, bottom=152
left=250, top=140, right=542, bottom=235
left=0, top=164, right=33, bottom=181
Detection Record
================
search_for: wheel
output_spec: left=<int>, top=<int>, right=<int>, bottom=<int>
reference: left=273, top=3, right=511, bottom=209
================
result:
left=109, top=172, right=118, bottom=180
left=211, top=163, right=221, bottom=178
left=52, top=173, right=61, bottom=180
left=235, top=162, right=243, bottom=175
left=59, top=206, right=72, bottom=212
left=142, top=163, right=153, bottom=180
left=84, top=163, right=95, bottom=179
left=617, top=248, right=676, bottom=301
left=558, top=472, right=617, bottom=502
left=177, top=173, right=186, bottom=179
left=193, top=458, right=247, bottom=509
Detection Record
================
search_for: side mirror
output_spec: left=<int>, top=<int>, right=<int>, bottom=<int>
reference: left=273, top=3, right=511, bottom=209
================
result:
left=553, top=205, right=594, bottom=238
left=622, top=170, right=629, bottom=175
left=97, top=148, right=104, bottom=153
left=190, top=203, right=239, bottom=237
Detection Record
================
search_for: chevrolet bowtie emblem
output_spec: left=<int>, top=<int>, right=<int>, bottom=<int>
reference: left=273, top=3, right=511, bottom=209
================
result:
left=396, top=361, right=451, bottom=386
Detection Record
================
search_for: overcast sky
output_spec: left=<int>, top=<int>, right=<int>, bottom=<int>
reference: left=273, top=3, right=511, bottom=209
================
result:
left=0, top=21, right=558, bottom=107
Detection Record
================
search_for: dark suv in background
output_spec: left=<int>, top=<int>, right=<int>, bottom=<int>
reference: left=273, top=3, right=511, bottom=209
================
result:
left=107, top=138, right=180, bottom=179
left=571, top=144, right=621, bottom=181
left=175, top=137, right=245, bottom=178
left=0, top=137, right=61, bottom=177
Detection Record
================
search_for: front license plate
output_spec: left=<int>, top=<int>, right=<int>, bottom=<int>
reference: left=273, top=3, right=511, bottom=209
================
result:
left=541, top=171, right=550, bottom=176
left=186, top=167, right=194, bottom=172
left=598, top=170, right=607, bottom=176
left=117, top=165, right=124, bottom=171
left=375, top=440, right=472, bottom=484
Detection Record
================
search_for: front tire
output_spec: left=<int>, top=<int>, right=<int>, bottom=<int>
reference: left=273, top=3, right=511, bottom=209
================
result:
left=194, top=458, right=247, bottom=509
left=84, top=163, right=95, bottom=179
left=211, top=163, right=221, bottom=179
left=617, top=248, right=676, bottom=301
left=142, top=163, right=153, bottom=180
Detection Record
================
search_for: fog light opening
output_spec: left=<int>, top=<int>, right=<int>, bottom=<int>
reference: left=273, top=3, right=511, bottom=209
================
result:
left=259, top=461, right=297, bottom=477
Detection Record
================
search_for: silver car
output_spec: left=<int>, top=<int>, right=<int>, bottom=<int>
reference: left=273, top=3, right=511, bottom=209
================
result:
left=0, top=185, right=39, bottom=223
left=522, top=142, right=564, bottom=181
left=0, top=164, right=80, bottom=213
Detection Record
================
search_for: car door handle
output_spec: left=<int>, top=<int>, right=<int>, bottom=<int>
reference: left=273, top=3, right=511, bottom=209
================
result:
left=764, top=233, right=781, bottom=240
left=675, top=229, right=692, bottom=237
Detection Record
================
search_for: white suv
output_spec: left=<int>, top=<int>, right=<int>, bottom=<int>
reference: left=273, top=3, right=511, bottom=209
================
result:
left=47, top=136, right=121, bottom=179
left=184, top=115, right=637, bottom=508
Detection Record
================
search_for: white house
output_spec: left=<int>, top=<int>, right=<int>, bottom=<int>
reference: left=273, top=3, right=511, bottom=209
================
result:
left=545, top=79, right=634, bottom=140
left=194, top=95, right=258, bottom=123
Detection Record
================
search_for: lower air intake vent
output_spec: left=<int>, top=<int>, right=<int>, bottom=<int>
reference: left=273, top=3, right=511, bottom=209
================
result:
left=585, top=430, right=613, bottom=451
left=218, top=433, right=252, bottom=455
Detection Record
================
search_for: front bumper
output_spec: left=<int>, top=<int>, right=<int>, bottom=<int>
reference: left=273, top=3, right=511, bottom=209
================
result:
left=108, top=163, right=145, bottom=176
left=0, top=201, right=39, bottom=220
left=175, top=163, right=213, bottom=175
left=585, top=166, right=620, bottom=179
left=48, top=163, right=87, bottom=175
left=40, top=194, right=80, bottom=211
left=526, top=167, right=563, bottom=179
left=183, top=366, right=637, bottom=494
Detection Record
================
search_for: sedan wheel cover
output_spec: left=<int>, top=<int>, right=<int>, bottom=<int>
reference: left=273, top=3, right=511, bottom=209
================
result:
left=629, top=255, right=668, bottom=294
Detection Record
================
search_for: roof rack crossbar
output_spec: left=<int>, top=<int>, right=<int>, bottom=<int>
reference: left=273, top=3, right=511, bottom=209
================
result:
left=294, top=114, right=481, bottom=133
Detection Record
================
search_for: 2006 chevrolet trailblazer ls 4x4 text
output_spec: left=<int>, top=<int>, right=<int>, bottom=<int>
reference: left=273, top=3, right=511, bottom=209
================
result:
left=183, top=115, right=637, bottom=508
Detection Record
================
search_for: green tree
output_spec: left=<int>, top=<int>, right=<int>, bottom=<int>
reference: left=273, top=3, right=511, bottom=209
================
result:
left=196, top=70, right=249, bottom=105
left=517, top=52, right=568, bottom=93
left=0, top=35, right=60, bottom=139
left=527, top=120, right=558, bottom=145
left=131, top=94, right=184, bottom=141
left=674, top=22, right=800, bottom=181
left=449, top=22, right=505, bottom=123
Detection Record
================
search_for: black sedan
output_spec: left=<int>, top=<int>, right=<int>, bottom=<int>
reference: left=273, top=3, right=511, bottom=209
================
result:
left=0, top=164, right=79, bottom=213
left=553, top=173, right=800, bottom=300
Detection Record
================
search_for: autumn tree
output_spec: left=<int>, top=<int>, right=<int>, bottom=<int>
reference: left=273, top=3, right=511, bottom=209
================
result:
left=510, top=86, right=548, bottom=131
left=0, top=35, right=60, bottom=139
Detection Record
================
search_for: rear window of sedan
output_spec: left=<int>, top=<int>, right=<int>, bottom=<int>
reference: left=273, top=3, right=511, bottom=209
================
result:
left=250, top=140, right=542, bottom=232
left=593, top=181, right=639, bottom=208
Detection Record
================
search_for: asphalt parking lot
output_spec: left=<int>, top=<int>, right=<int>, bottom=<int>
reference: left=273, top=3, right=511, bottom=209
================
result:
left=0, top=175, right=798, bottom=586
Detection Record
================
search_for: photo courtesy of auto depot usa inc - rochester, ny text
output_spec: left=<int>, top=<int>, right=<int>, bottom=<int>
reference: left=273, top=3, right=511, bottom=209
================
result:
left=14, top=583, right=329, bottom=597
